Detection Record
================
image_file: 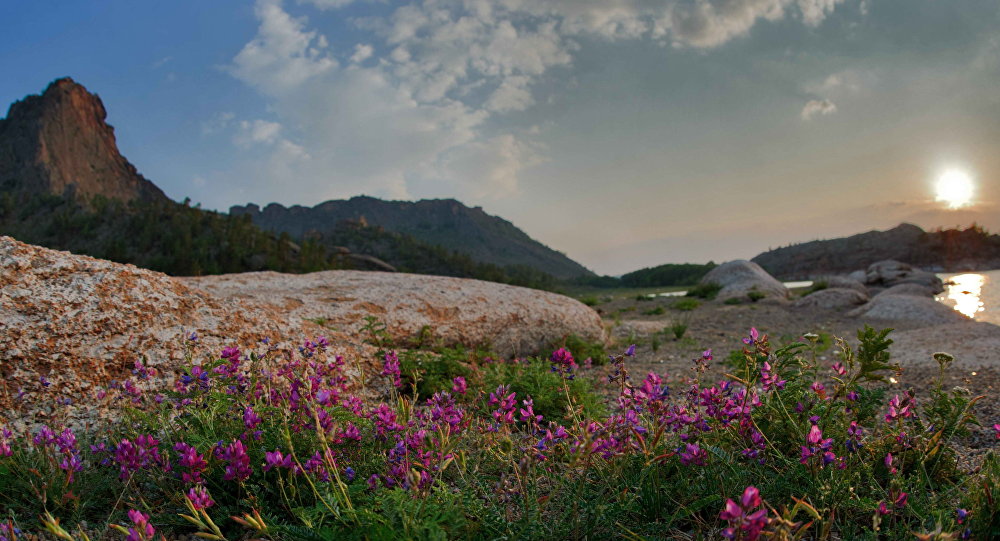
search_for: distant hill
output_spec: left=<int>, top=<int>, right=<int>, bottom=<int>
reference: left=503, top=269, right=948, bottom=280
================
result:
left=231, top=198, right=594, bottom=280
left=752, top=223, right=1000, bottom=279
left=0, top=77, right=565, bottom=290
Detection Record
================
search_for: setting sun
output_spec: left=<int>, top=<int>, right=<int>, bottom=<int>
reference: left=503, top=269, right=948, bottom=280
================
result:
left=935, top=169, right=975, bottom=208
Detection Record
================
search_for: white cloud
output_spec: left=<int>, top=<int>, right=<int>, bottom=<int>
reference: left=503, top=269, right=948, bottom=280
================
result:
left=800, top=98, right=837, bottom=120
left=201, top=111, right=235, bottom=135
left=234, top=119, right=283, bottom=147
left=349, top=43, right=374, bottom=63
left=221, top=0, right=854, bottom=206
left=230, top=0, right=336, bottom=96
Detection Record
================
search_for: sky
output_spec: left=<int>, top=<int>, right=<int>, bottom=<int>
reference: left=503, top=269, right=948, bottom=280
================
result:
left=2, top=0, right=999, bottom=275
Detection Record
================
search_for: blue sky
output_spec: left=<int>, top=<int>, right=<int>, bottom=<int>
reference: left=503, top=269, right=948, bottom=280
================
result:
left=3, top=0, right=999, bottom=274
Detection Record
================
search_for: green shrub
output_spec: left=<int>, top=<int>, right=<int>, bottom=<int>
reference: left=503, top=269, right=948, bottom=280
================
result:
left=671, top=298, right=701, bottom=311
left=482, top=359, right=605, bottom=420
left=723, top=297, right=742, bottom=305
left=686, top=282, right=721, bottom=299
left=579, top=296, right=600, bottom=307
left=642, top=306, right=666, bottom=316
left=747, top=290, right=766, bottom=302
left=667, top=320, right=688, bottom=340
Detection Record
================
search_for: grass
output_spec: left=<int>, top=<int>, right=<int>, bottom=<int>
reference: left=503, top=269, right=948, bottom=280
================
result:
left=0, top=325, right=996, bottom=540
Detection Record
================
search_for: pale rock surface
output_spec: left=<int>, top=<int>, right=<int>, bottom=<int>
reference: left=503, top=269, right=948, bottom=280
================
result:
left=875, top=283, right=936, bottom=298
left=864, top=260, right=944, bottom=294
left=794, top=288, right=869, bottom=310
left=850, top=294, right=969, bottom=326
left=184, top=270, right=607, bottom=358
left=0, top=236, right=368, bottom=428
left=817, top=275, right=869, bottom=296
left=699, top=260, right=789, bottom=301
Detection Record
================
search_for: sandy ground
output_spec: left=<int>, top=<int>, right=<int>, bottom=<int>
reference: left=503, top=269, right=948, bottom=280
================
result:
left=591, top=295, right=999, bottom=458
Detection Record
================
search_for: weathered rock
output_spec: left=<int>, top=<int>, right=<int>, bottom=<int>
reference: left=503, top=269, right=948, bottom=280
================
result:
left=0, top=236, right=369, bottom=429
left=0, top=78, right=167, bottom=205
left=795, top=288, right=869, bottom=310
left=865, top=260, right=944, bottom=294
left=816, top=275, right=869, bottom=296
left=849, top=294, right=968, bottom=326
left=699, top=260, right=789, bottom=301
left=875, top=283, right=936, bottom=298
left=185, top=270, right=607, bottom=358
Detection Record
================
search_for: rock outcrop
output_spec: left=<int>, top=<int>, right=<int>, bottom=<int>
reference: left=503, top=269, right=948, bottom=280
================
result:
left=185, top=270, right=607, bottom=358
left=753, top=223, right=1000, bottom=279
left=0, top=236, right=365, bottom=429
left=864, top=260, right=944, bottom=294
left=2, top=237, right=605, bottom=426
left=699, top=260, right=789, bottom=302
left=874, top=283, right=936, bottom=298
left=0, top=78, right=167, bottom=204
left=849, top=294, right=968, bottom=326
left=795, top=288, right=869, bottom=310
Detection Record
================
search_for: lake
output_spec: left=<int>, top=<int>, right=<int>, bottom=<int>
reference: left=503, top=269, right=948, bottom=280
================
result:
left=936, top=270, right=1000, bottom=325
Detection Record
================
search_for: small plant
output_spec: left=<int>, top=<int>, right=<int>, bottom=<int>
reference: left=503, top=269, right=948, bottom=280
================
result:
left=580, top=296, right=600, bottom=307
left=671, top=298, right=701, bottom=311
left=667, top=319, right=688, bottom=340
left=686, top=282, right=722, bottom=299
left=805, top=280, right=829, bottom=295
left=747, top=289, right=766, bottom=302
left=635, top=294, right=653, bottom=302
left=724, top=297, right=742, bottom=305
left=642, top=306, right=666, bottom=316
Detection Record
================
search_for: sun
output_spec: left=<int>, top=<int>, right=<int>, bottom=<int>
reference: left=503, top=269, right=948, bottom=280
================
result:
left=934, top=169, right=975, bottom=209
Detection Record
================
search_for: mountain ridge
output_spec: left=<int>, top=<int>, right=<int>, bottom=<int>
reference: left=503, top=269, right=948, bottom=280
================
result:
left=231, top=196, right=593, bottom=279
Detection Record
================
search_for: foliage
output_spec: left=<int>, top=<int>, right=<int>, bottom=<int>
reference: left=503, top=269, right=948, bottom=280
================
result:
left=642, top=306, right=666, bottom=316
left=0, top=325, right=995, bottom=540
left=671, top=298, right=701, bottom=311
left=686, top=282, right=722, bottom=300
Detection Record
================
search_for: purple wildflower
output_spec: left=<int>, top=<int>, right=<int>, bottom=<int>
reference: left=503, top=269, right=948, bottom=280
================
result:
left=381, top=351, right=401, bottom=388
left=720, top=486, right=768, bottom=540
left=451, top=376, right=467, bottom=395
left=187, top=485, right=215, bottom=510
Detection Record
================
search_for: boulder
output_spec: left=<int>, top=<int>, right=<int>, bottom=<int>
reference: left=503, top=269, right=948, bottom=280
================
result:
left=0, top=236, right=367, bottom=429
left=816, top=275, right=869, bottom=296
left=864, top=260, right=944, bottom=294
left=795, top=288, right=869, bottom=310
left=849, top=294, right=968, bottom=326
left=875, top=283, right=936, bottom=298
left=185, top=270, right=606, bottom=358
left=699, top=260, right=789, bottom=301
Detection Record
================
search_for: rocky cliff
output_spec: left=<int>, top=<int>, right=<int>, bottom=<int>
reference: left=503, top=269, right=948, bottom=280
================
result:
left=231, top=197, right=594, bottom=280
left=752, top=223, right=1000, bottom=279
left=0, top=77, right=167, bottom=204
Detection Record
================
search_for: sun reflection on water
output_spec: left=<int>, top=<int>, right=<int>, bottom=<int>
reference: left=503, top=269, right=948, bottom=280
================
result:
left=939, top=273, right=985, bottom=318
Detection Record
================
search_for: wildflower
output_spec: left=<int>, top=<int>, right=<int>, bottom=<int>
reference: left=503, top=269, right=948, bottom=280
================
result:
left=451, top=376, right=467, bottom=395
left=625, top=344, right=636, bottom=356
left=40, top=376, right=51, bottom=388
left=243, top=406, right=262, bottom=430
left=187, top=331, right=198, bottom=341
left=877, top=501, right=890, bottom=515
left=216, top=440, right=252, bottom=482
left=549, top=347, right=577, bottom=378
left=263, top=449, right=294, bottom=471
left=381, top=351, right=401, bottom=388
left=760, top=361, right=785, bottom=392
left=846, top=390, right=859, bottom=401
left=831, top=362, right=846, bottom=376
left=519, top=398, right=543, bottom=424
left=174, top=442, right=208, bottom=484
left=742, top=327, right=760, bottom=345
left=846, top=421, right=864, bottom=453
left=810, top=381, right=826, bottom=399
left=956, top=508, right=968, bottom=525
left=993, top=423, right=999, bottom=439
left=893, top=490, right=908, bottom=508
left=367, top=474, right=379, bottom=490
left=679, top=443, right=707, bottom=466
left=344, top=466, right=356, bottom=482
left=0, top=427, right=12, bottom=457
left=720, top=486, right=769, bottom=540
left=885, top=453, right=896, bottom=475
left=186, top=486, right=214, bottom=510
left=122, top=510, right=155, bottom=541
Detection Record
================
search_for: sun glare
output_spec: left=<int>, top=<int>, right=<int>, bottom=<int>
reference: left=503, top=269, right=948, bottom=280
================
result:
left=934, top=169, right=975, bottom=209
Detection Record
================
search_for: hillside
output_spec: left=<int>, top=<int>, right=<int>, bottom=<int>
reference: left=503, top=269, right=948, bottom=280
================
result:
left=0, top=78, right=570, bottom=289
left=752, top=223, right=1000, bottom=279
left=231, top=198, right=593, bottom=280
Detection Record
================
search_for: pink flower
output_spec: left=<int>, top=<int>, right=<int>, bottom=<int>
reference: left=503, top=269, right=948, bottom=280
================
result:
left=381, top=351, right=401, bottom=388
left=885, top=453, right=897, bottom=475
left=720, top=486, right=768, bottom=540
left=124, top=510, right=155, bottom=541
left=831, top=362, right=846, bottom=376
left=451, top=376, right=467, bottom=395
left=993, top=423, right=1000, bottom=439
left=186, top=486, right=214, bottom=510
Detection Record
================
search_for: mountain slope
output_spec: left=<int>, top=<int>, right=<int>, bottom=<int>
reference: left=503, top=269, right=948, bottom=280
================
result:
left=231, top=198, right=594, bottom=280
left=0, top=77, right=167, bottom=204
left=752, top=223, right=1000, bottom=279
